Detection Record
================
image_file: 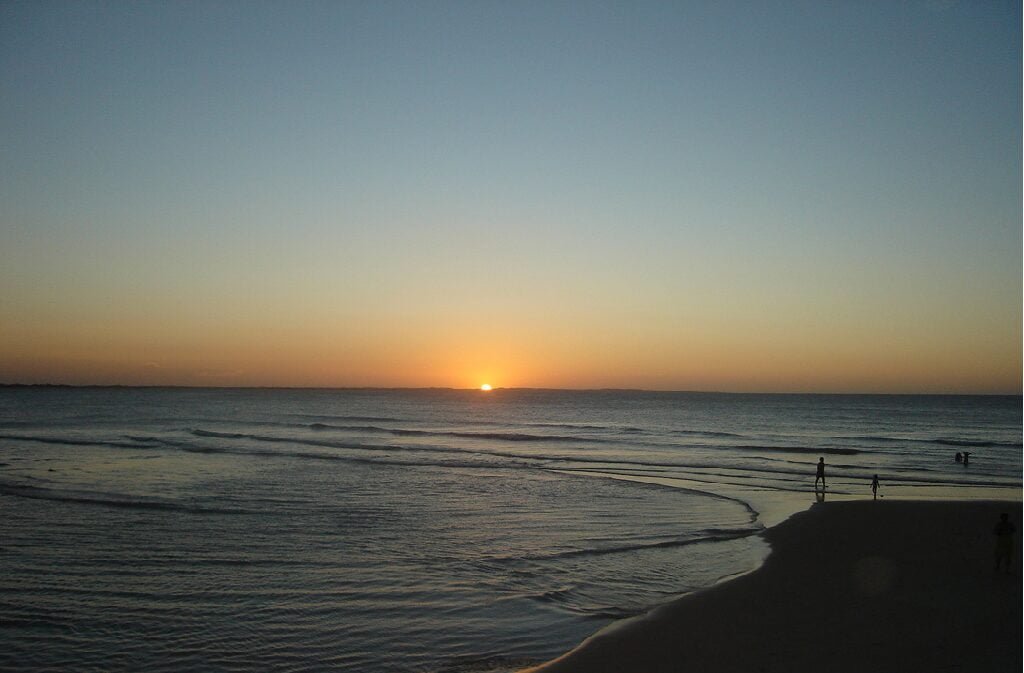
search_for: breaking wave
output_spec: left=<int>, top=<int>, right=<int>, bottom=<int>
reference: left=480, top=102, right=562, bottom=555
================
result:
left=0, top=481, right=250, bottom=514
left=306, top=423, right=594, bottom=443
left=507, top=526, right=764, bottom=563
left=0, top=433, right=161, bottom=450
left=842, top=435, right=1021, bottom=449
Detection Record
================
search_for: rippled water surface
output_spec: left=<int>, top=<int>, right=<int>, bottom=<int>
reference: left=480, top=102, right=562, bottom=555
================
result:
left=1, top=388, right=1020, bottom=672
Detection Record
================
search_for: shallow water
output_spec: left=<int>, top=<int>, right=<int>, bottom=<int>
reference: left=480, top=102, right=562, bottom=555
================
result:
left=1, top=388, right=1019, bottom=671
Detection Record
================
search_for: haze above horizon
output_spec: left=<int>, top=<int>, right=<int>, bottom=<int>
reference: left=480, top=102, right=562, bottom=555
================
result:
left=1, top=1, right=1020, bottom=394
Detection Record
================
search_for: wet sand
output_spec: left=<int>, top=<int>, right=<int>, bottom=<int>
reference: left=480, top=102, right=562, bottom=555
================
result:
left=520, top=500, right=1022, bottom=673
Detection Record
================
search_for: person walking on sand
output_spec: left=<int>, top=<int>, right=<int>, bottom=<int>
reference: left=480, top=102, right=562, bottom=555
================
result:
left=993, top=512, right=1014, bottom=573
left=871, top=474, right=880, bottom=500
left=815, top=457, right=826, bottom=491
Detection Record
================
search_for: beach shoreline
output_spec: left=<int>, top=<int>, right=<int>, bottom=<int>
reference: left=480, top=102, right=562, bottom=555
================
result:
left=518, top=499, right=1022, bottom=673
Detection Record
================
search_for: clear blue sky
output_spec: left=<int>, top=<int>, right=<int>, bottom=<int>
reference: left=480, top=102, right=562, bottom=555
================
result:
left=1, top=1, right=1020, bottom=392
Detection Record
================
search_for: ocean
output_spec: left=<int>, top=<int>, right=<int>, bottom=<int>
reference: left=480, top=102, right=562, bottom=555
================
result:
left=1, top=387, right=1020, bottom=672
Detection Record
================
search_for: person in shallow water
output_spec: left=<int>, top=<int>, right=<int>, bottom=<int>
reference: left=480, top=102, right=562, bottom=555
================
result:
left=871, top=474, right=880, bottom=500
left=815, top=457, right=826, bottom=490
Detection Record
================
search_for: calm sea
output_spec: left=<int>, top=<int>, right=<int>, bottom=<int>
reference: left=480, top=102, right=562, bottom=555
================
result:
left=1, top=387, right=1020, bottom=672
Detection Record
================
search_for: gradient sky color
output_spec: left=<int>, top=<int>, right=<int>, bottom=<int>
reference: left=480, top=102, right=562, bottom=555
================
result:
left=1, top=1, right=1021, bottom=393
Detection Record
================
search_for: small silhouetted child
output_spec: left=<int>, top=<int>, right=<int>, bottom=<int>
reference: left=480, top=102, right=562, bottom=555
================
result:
left=993, top=513, right=1014, bottom=573
left=962, top=451, right=970, bottom=466
left=955, top=452, right=962, bottom=463
left=871, top=474, right=880, bottom=500
left=815, top=457, right=825, bottom=490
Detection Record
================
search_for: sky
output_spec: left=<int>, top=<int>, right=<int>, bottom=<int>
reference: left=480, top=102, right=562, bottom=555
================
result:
left=1, top=1, right=1020, bottom=393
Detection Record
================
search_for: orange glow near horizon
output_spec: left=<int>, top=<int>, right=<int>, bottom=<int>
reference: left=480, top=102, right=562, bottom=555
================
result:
left=0, top=280, right=1020, bottom=394
left=1, top=319, right=1021, bottom=393
left=480, top=384, right=492, bottom=391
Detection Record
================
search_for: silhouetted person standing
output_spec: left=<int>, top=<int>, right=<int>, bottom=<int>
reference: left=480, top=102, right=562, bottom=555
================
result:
left=871, top=474, right=880, bottom=500
left=815, top=457, right=825, bottom=490
left=993, top=513, right=1014, bottom=573
left=962, top=451, right=970, bottom=466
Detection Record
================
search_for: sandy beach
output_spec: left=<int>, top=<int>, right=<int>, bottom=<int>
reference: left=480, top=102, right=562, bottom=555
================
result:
left=520, top=500, right=1022, bottom=673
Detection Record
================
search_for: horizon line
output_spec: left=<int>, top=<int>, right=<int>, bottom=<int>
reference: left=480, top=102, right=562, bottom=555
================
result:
left=0, top=383, right=1020, bottom=397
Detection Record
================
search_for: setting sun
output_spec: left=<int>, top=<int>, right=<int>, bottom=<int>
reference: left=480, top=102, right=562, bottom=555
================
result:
left=480, top=384, right=492, bottom=391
